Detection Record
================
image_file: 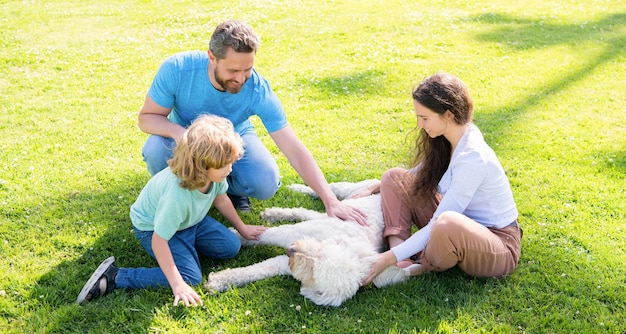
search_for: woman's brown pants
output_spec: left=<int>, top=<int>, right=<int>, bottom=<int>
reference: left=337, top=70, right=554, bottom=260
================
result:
left=380, top=167, right=522, bottom=277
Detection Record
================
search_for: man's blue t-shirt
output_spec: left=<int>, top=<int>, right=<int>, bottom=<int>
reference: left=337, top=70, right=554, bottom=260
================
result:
left=148, top=50, right=288, bottom=135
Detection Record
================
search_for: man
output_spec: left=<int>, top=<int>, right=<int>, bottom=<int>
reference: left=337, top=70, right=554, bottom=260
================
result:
left=138, top=19, right=366, bottom=225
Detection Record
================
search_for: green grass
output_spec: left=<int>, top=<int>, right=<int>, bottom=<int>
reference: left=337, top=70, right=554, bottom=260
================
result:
left=1, top=0, right=625, bottom=333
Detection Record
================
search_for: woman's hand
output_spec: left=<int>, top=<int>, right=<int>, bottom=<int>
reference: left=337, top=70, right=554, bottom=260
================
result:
left=350, top=181, right=381, bottom=199
left=361, top=251, right=398, bottom=286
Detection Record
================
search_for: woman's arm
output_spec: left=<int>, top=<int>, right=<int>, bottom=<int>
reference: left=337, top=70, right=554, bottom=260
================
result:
left=351, top=180, right=381, bottom=199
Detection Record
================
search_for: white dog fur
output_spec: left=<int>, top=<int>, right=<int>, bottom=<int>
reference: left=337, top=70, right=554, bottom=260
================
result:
left=204, top=180, right=411, bottom=306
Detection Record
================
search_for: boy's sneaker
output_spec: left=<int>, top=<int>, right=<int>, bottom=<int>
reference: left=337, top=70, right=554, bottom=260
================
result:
left=75, top=256, right=118, bottom=304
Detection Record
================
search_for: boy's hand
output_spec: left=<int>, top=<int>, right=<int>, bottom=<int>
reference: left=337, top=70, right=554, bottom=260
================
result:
left=171, top=282, right=203, bottom=307
left=239, top=224, right=268, bottom=241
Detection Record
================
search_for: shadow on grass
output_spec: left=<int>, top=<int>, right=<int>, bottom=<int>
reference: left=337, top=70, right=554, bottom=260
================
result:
left=19, top=168, right=605, bottom=332
left=23, top=170, right=159, bottom=331
left=596, top=148, right=626, bottom=174
left=298, top=69, right=392, bottom=99
left=23, top=170, right=321, bottom=332
left=465, top=12, right=625, bottom=133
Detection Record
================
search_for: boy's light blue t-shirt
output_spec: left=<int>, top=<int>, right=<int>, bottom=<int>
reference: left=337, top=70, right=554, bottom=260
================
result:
left=130, top=167, right=228, bottom=240
left=148, top=50, right=288, bottom=135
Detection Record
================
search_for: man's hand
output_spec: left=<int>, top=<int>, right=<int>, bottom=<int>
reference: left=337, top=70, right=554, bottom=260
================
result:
left=326, top=200, right=368, bottom=226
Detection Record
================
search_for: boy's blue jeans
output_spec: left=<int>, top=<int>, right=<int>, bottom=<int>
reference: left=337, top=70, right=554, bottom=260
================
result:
left=115, top=216, right=240, bottom=289
left=142, top=128, right=281, bottom=200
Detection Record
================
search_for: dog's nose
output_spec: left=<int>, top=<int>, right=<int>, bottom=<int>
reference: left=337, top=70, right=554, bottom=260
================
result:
left=286, top=244, right=295, bottom=257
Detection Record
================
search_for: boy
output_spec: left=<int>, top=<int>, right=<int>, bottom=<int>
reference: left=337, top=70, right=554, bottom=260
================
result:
left=76, top=115, right=267, bottom=307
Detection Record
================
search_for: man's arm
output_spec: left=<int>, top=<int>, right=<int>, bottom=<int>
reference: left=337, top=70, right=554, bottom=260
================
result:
left=138, top=95, right=186, bottom=140
left=270, top=125, right=367, bottom=225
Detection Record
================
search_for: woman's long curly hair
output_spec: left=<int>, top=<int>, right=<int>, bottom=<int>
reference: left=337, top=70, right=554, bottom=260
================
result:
left=410, top=72, right=473, bottom=202
left=168, top=115, right=244, bottom=190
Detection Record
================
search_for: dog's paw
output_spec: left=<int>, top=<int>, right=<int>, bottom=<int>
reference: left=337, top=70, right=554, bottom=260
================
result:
left=204, top=272, right=231, bottom=293
left=260, top=208, right=289, bottom=223
left=261, top=207, right=327, bottom=223
left=372, top=266, right=409, bottom=288
left=287, top=184, right=318, bottom=197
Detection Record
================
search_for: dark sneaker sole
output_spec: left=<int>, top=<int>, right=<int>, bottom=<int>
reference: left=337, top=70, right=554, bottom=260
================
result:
left=237, top=205, right=251, bottom=212
left=75, top=256, right=115, bottom=304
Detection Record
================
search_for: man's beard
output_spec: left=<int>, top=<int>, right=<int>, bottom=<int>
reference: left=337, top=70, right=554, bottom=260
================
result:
left=214, top=68, right=245, bottom=94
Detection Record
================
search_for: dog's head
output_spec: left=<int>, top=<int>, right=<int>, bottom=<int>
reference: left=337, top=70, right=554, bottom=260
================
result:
left=286, top=237, right=372, bottom=307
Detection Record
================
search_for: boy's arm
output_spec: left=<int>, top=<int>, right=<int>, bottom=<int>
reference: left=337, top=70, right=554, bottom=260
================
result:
left=213, top=194, right=266, bottom=240
left=152, top=233, right=202, bottom=307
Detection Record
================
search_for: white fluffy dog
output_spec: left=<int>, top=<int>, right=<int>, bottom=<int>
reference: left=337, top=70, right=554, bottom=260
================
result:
left=204, top=180, right=411, bottom=306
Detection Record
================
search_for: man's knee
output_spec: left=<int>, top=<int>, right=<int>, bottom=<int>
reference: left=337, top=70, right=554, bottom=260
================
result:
left=229, top=169, right=280, bottom=200
left=246, top=179, right=280, bottom=200
left=142, top=135, right=174, bottom=175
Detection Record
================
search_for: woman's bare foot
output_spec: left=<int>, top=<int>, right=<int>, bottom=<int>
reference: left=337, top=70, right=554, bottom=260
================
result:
left=395, top=259, right=415, bottom=269
left=404, top=263, right=428, bottom=277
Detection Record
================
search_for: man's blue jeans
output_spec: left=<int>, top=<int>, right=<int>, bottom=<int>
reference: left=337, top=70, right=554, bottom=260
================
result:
left=142, top=128, right=281, bottom=200
left=115, top=216, right=240, bottom=289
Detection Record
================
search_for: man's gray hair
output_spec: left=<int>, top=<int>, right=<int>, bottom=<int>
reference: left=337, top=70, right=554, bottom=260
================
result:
left=209, top=20, right=260, bottom=59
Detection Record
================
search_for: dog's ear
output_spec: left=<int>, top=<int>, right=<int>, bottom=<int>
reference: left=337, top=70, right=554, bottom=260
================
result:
left=289, top=253, right=317, bottom=287
left=288, top=238, right=323, bottom=287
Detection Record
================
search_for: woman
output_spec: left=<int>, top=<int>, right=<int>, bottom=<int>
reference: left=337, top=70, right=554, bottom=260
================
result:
left=361, top=72, right=522, bottom=285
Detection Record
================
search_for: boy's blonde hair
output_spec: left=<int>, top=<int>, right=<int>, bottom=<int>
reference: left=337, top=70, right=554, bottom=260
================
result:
left=168, top=115, right=244, bottom=189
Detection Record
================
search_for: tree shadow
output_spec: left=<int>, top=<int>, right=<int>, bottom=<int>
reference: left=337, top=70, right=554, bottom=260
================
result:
left=464, top=12, right=625, bottom=133
left=595, top=148, right=626, bottom=174
left=469, top=12, right=625, bottom=50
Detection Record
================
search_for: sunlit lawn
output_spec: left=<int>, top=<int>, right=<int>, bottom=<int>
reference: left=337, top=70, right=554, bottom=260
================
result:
left=1, top=1, right=624, bottom=333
